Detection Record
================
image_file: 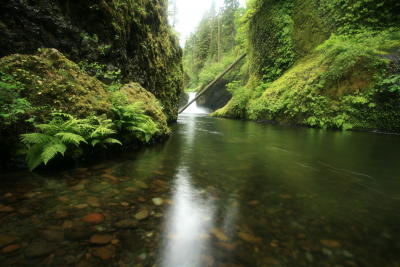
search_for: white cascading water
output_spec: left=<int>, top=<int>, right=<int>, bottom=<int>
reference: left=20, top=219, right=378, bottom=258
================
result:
left=181, top=92, right=209, bottom=114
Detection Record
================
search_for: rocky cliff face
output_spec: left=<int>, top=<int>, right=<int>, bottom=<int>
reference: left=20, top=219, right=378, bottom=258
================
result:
left=0, top=0, right=183, bottom=120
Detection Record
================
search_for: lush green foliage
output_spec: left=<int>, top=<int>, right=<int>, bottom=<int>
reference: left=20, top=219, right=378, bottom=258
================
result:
left=112, top=102, right=159, bottom=143
left=183, top=0, right=243, bottom=91
left=20, top=113, right=121, bottom=170
left=217, top=29, right=400, bottom=132
left=0, top=71, right=32, bottom=126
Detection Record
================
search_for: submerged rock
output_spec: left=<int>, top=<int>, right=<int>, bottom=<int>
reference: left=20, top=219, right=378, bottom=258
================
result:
left=0, top=235, right=17, bottom=248
left=92, top=245, right=115, bottom=260
left=25, top=241, right=53, bottom=258
left=83, top=213, right=105, bottom=224
left=41, top=230, right=64, bottom=242
left=86, top=196, right=101, bottom=208
left=1, top=244, right=20, bottom=254
left=134, top=209, right=149, bottom=221
left=115, top=220, right=139, bottom=229
left=90, top=234, right=113, bottom=245
left=151, top=198, right=163, bottom=206
left=0, top=205, right=14, bottom=212
left=320, top=239, right=341, bottom=248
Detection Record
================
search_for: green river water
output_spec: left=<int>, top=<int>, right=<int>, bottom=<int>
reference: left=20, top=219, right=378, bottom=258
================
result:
left=0, top=105, right=400, bottom=266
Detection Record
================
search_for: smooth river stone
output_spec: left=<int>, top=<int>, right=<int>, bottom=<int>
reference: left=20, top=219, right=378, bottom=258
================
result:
left=320, top=239, right=341, bottom=248
left=25, top=241, right=53, bottom=258
left=134, top=209, right=149, bottom=220
left=0, top=235, right=17, bottom=248
left=115, top=220, right=138, bottom=229
left=0, top=205, right=14, bottom=212
left=92, top=246, right=115, bottom=260
left=86, top=196, right=101, bottom=207
left=83, top=213, right=105, bottom=224
left=1, top=244, right=21, bottom=254
left=90, top=234, right=113, bottom=245
left=152, top=198, right=163, bottom=206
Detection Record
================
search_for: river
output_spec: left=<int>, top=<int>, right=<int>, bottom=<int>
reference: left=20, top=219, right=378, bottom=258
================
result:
left=0, top=93, right=399, bottom=266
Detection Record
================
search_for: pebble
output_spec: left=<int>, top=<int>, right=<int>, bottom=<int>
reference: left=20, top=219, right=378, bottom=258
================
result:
left=211, top=228, right=228, bottom=241
left=62, top=220, right=74, bottom=229
left=86, top=196, right=101, bottom=207
left=1, top=244, right=20, bottom=254
left=306, top=252, right=314, bottom=262
left=25, top=241, right=53, bottom=258
left=134, top=209, right=149, bottom=221
left=152, top=198, right=163, bottom=206
left=75, top=204, right=89, bottom=209
left=115, top=220, right=138, bottom=229
left=58, top=196, right=69, bottom=203
left=83, top=213, right=105, bottom=224
left=92, top=246, right=114, bottom=260
left=320, top=239, right=341, bottom=248
left=0, top=235, right=17, bottom=248
left=101, top=174, right=118, bottom=181
left=238, top=232, right=262, bottom=243
left=41, top=230, right=64, bottom=242
left=65, top=226, right=92, bottom=240
left=0, top=205, right=14, bottom=212
left=322, top=248, right=333, bottom=256
left=125, top=187, right=137, bottom=192
left=134, top=181, right=148, bottom=189
left=90, top=234, right=113, bottom=245
left=88, top=184, right=108, bottom=193
left=71, top=184, right=85, bottom=191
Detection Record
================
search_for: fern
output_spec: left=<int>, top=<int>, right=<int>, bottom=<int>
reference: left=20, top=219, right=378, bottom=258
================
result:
left=41, top=143, right=67, bottom=165
left=54, top=132, right=87, bottom=146
left=112, top=102, right=159, bottom=143
left=20, top=113, right=121, bottom=170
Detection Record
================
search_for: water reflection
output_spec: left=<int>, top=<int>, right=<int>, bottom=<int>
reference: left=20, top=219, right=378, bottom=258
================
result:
left=158, top=167, right=216, bottom=267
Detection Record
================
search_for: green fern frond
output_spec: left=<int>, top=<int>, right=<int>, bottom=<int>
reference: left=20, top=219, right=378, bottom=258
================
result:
left=20, top=133, right=53, bottom=145
left=41, top=143, right=67, bottom=165
left=26, top=144, right=44, bottom=171
left=103, top=138, right=122, bottom=145
left=91, top=139, right=101, bottom=147
left=55, top=132, right=87, bottom=146
left=50, top=112, right=74, bottom=120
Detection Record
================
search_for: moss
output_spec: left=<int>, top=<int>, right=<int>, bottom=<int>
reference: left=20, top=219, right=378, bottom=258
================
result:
left=116, top=82, right=170, bottom=136
left=0, top=0, right=183, bottom=121
left=215, top=0, right=400, bottom=132
left=0, top=48, right=111, bottom=119
left=215, top=30, right=400, bottom=132
left=0, top=49, right=172, bottom=167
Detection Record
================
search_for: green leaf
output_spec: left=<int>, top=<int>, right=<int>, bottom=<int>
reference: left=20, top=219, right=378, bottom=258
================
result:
left=41, top=143, right=67, bottom=165
left=26, top=144, right=44, bottom=171
left=55, top=132, right=86, bottom=146
left=91, top=139, right=101, bottom=147
left=103, top=138, right=122, bottom=145
left=20, top=133, right=53, bottom=145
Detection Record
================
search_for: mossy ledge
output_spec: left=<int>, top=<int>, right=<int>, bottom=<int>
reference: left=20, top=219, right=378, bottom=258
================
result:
left=213, top=0, right=400, bottom=133
left=0, top=49, right=169, bottom=169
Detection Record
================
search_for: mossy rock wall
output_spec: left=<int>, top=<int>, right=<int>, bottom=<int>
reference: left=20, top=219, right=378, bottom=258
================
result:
left=0, top=49, right=169, bottom=167
left=214, top=0, right=400, bottom=132
left=0, top=0, right=183, bottom=120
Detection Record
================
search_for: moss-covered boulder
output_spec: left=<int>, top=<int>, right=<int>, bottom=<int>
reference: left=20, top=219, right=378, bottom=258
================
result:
left=0, top=0, right=183, bottom=120
left=0, top=48, right=111, bottom=119
left=0, top=49, right=170, bottom=168
left=118, top=82, right=170, bottom=135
